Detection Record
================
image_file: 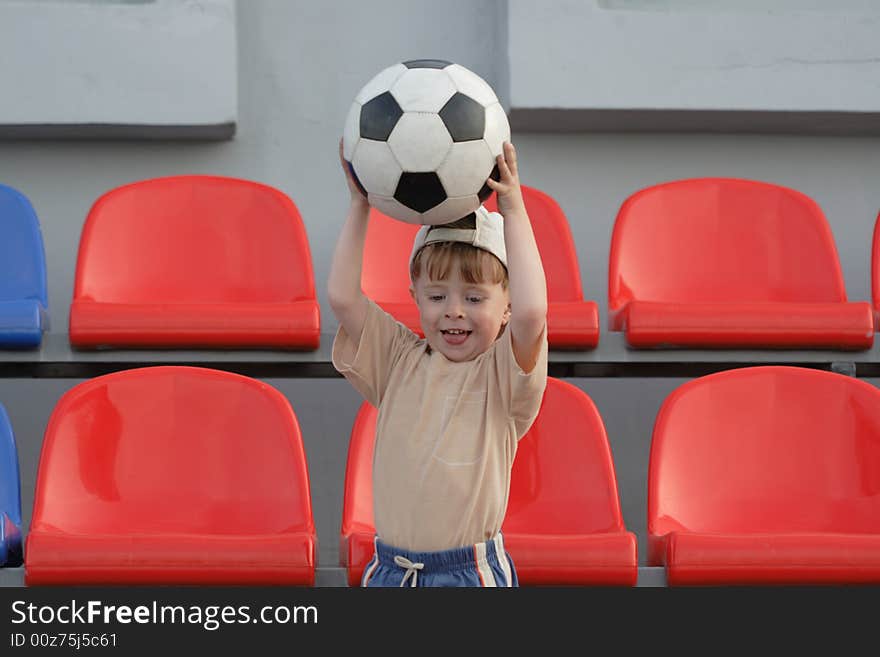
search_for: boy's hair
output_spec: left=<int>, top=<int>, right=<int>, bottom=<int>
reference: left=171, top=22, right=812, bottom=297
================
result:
left=410, top=215, right=509, bottom=289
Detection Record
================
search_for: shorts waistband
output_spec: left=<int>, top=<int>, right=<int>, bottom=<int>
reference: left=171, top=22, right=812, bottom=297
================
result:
left=373, top=534, right=507, bottom=573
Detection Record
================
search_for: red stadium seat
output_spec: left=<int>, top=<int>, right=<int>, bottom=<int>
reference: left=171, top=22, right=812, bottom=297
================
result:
left=871, top=211, right=880, bottom=329
left=361, top=209, right=421, bottom=334
left=608, top=178, right=873, bottom=349
left=25, top=366, right=316, bottom=585
left=339, top=403, right=379, bottom=586
left=69, top=176, right=320, bottom=349
left=648, top=366, right=880, bottom=585
left=362, top=185, right=600, bottom=349
left=340, top=378, right=637, bottom=586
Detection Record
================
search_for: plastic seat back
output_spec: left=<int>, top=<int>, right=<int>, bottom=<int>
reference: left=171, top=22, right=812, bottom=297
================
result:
left=70, top=176, right=320, bottom=348
left=484, top=185, right=586, bottom=304
left=648, top=366, right=880, bottom=563
left=503, top=378, right=626, bottom=536
left=609, top=178, right=850, bottom=329
left=361, top=208, right=420, bottom=309
left=0, top=403, right=23, bottom=566
left=340, top=401, right=378, bottom=551
left=27, top=366, right=315, bottom=583
left=871, top=211, right=880, bottom=327
left=74, top=176, right=315, bottom=304
left=0, top=184, right=48, bottom=346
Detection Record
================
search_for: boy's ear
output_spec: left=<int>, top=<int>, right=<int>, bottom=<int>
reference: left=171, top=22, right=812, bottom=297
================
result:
left=409, top=285, right=416, bottom=302
left=502, top=302, right=511, bottom=325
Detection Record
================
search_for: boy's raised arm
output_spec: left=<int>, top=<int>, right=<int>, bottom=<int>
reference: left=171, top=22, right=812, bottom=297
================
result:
left=486, top=142, right=548, bottom=373
left=327, top=141, right=370, bottom=344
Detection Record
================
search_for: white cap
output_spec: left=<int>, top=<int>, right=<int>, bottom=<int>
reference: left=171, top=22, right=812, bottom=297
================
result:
left=409, top=206, right=507, bottom=278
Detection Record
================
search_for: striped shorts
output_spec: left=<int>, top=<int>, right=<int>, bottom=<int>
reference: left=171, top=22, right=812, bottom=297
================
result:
left=361, top=534, right=518, bottom=587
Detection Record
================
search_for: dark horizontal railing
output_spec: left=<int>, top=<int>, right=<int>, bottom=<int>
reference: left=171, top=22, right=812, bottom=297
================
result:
left=0, top=333, right=877, bottom=378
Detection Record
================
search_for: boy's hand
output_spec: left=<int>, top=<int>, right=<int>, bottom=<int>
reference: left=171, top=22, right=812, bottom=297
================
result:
left=339, top=138, right=369, bottom=207
left=485, top=141, right=526, bottom=217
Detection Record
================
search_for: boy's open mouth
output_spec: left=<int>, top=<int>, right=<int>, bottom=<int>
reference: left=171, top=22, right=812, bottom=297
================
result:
left=441, top=329, right=472, bottom=345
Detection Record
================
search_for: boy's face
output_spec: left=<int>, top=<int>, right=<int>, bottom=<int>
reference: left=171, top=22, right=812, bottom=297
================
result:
left=410, top=260, right=511, bottom=362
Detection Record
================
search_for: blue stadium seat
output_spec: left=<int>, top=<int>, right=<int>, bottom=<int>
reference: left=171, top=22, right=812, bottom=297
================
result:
left=0, top=184, right=48, bottom=348
left=0, top=403, right=23, bottom=566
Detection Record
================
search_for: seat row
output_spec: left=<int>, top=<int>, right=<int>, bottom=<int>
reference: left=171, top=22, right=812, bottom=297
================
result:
left=2, top=364, right=880, bottom=586
left=2, top=176, right=879, bottom=351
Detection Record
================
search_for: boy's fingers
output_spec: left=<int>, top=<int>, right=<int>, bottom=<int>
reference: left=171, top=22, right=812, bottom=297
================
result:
left=496, top=153, right=512, bottom=179
left=504, top=142, right=518, bottom=176
left=485, top=177, right=510, bottom=193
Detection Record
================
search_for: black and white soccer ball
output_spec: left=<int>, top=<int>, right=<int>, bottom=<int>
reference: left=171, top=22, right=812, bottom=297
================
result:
left=342, top=59, right=510, bottom=225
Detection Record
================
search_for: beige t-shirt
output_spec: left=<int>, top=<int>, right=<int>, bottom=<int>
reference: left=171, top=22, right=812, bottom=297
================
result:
left=332, top=299, right=548, bottom=552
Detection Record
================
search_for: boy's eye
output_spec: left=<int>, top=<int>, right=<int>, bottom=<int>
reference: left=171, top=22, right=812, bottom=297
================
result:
left=467, top=296, right=483, bottom=303
left=428, top=295, right=445, bottom=302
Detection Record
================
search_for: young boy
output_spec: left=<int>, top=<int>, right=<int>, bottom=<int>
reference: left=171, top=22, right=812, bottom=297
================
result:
left=328, top=140, right=548, bottom=587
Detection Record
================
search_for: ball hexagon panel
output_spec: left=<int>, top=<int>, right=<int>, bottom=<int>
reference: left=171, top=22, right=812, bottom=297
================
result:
left=390, top=68, right=457, bottom=113
left=482, top=103, right=510, bottom=157
left=387, top=113, right=453, bottom=172
left=360, top=92, right=403, bottom=141
left=394, top=172, right=447, bottom=214
left=439, top=93, right=486, bottom=142
left=369, top=194, right=422, bottom=225
left=421, top=195, right=481, bottom=225
left=341, top=101, right=361, bottom=161
left=445, top=64, right=498, bottom=107
left=437, top=140, right=495, bottom=197
left=351, top=139, right=402, bottom=198
left=355, top=63, right=407, bottom=104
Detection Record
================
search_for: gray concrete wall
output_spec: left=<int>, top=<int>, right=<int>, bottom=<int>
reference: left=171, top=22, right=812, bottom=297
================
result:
left=507, top=0, right=880, bottom=132
left=1, top=0, right=880, bottom=569
left=0, top=0, right=237, bottom=138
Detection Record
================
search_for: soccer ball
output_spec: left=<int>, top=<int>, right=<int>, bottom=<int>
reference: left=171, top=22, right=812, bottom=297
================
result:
left=342, top=59, right=510, bottom=225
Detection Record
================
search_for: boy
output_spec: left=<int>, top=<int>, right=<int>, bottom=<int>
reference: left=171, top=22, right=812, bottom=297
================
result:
left=328, top=140, right=548, bottom=587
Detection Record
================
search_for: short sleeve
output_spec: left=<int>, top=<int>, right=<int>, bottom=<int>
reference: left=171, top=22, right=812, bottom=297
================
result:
left=332, top=299, right=420, bottom=407
left=492, top=324, right=549, bottom=438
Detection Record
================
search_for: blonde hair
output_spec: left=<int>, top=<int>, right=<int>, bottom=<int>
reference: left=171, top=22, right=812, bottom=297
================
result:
left=410, top=216, right=508, bottom=288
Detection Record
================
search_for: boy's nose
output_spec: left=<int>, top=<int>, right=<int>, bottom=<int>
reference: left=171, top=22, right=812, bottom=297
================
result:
left=445, top=302, right=464, bottom=319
